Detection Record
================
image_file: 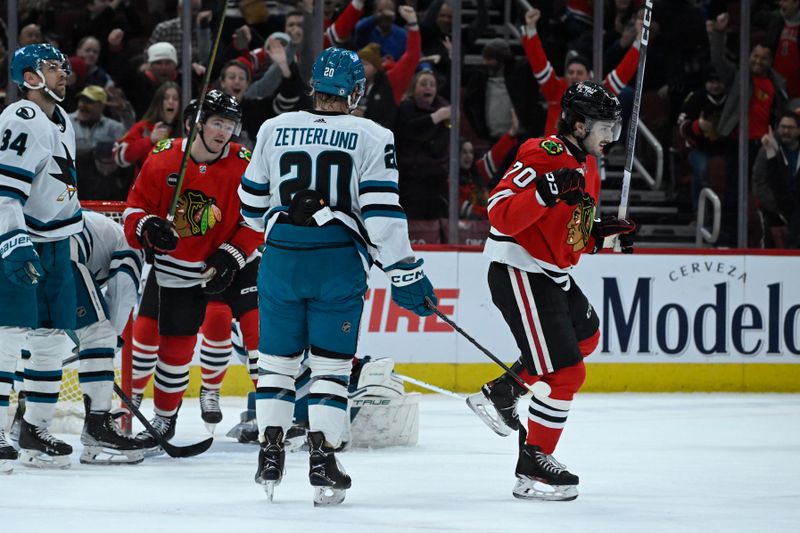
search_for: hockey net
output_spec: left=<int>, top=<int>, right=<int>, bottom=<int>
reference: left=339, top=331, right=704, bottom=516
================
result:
left=7, top=201, right=133, bottom=434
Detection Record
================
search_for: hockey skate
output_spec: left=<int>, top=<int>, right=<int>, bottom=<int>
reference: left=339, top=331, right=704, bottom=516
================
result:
left=226, top=409, right=259, bottom=444
left=17, top=419, right=72, bottom=469
left=8, top=391, right=26, bottom=442
left=285, top=422, right=308, bottom=452
left=200, top=387, right=223, bottom=434
left=0, top=429, right=18, bottom=474
left=466, top=372, right=526, bottom=437
left=80, top=400, right=145, bottom=465
left=307, top=431, right=351, bottom=506
left=254, top=426, right=285, bottom=502
left=134, top=413, right=177, bottom=457
left=513, top=444, right=579, bottom=501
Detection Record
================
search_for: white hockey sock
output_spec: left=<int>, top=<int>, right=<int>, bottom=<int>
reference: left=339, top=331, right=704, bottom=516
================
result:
left=0, top=327, right=27, bottom=430
left=256, top=353, right=302, bottom=436
left=24, top=330, right=71, bottom=427
left=200, top=336, right=232, bottom=390
left=132, top=338, right=158, bottom=394
left=153, top=360, right=190, bottom=417
left=307, top=354, right=351, bottom=447
left=78, top=348, right=115, bottom=412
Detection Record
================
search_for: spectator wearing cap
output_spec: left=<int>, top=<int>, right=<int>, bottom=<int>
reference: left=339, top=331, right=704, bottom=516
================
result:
left=677, top=67, right=730, bottom=213
left=352, top=5, right=422, bottom=130
left=522, top=7, right=642, bottom=136
left=354, top=0, right=408, bottom=61
left=464, top=37, right=546, bottom=144
left=752, top=111, right=800, bottom=248
left=69, top=85, right=129, bottom=200
left=126, top=42, right=181, bottom=117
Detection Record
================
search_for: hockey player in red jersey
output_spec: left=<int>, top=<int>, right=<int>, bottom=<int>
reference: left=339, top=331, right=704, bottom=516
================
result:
left=122, top=90, right=261, bottom=450
left=468, top=81, right=636, bottom=501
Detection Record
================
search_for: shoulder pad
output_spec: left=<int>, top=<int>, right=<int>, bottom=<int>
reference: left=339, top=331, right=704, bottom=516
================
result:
left=237, top=146, right=251, bottom=161
left=152, top=138, right=174, bottom=154
left=539, top=138, right=564, bottom=156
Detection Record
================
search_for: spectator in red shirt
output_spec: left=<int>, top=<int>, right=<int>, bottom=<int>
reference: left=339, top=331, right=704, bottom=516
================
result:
left=767, top=0, right=800, bottom=99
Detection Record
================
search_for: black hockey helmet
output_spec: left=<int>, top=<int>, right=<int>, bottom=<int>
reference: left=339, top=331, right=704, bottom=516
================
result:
left=561, top=80, right=622, bottom=123
left=198, top=90, right=242, bottom=135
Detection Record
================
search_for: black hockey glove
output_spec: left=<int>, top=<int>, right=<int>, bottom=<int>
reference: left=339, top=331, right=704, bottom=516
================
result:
left=534, top=168, right=585, bottom=207
left=590, top=216, right=636, bottom=254
left=202, top=243, right=246, bottom=294
left=137, top=216, right=179, bottom=255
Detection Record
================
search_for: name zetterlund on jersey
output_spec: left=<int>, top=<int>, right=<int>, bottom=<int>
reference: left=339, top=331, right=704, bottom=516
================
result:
left=273, top=127, right=359, bottom=150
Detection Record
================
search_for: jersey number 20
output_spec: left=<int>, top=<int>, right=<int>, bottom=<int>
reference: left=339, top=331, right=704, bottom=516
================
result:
left=278, top=150, right=354, bottom=208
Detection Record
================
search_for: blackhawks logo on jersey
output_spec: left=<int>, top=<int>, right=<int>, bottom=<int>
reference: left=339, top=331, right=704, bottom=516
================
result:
left=152, top=138, right=173, bottom=154
left=566, top=193, right=596, bottom=252
left=238, top=147, right=251, bottom=161
left=540, top=139, right=564, bottom=156
left=174, top=189, right=222, bottom=237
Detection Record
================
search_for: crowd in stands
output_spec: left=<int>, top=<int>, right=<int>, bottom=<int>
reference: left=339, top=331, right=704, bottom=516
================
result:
left=1, top=0, right=798, bottom=248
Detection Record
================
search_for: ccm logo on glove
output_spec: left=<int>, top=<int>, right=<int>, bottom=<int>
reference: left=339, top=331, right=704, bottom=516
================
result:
left=389, top=270, right=425, bottom=286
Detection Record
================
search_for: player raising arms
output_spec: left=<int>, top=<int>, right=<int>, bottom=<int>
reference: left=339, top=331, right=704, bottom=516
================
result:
left=469, top=81, right=636, bottom=501
left=0, top=44, right=83, bottom=473
left=122, top=90, right=261, bottom=452
left=239, top=47, right=436, bottom=505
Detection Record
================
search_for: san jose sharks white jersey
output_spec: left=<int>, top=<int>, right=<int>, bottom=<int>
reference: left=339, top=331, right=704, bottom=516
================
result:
left=0, top=99, right=83, bottom=241
left=70, top=211, right=143, bottom=335
left=239, top=110, right=414, bottom=271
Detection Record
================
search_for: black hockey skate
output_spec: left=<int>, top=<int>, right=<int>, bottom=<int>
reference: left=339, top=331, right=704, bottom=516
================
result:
left=285, top=422, right=308, bottom=452
left=226, top=409, right=258, bottom=444
left=307, top=431, right=351, bottom=506
left=513, top=444, right=579, bottom=501
left=0, top=429, right=18, bottom=474
left=466, top=369, right=526, bottom=437
left=18, top=419, right=72, bottom=469
left=255, top=426, right=285, bottom=502
left=134, top=413, right=177, bottom=457
left=81, top=399, right=146, bottom=465
left=200, top=387, right=223, bottom=433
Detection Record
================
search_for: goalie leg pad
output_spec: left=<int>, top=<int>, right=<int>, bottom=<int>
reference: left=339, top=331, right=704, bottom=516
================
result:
left=349, top=357, right=404, bottom=399
left=349, top=393, right=420, bottom=448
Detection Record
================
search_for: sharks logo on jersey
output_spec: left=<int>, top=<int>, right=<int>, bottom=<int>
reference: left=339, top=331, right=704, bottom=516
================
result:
left=52, top=142, right=78, bottom=202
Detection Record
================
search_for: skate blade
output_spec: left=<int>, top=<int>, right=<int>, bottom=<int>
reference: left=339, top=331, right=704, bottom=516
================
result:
left=313, top=486, right=346, bottom=506
left=18, top=449, right=71, bottom=469
left=465, top=393, right=513, bottom=437
left=0, top=459, right=14, bottom=474
left=79, top=446, right=145, bottom=465
left=512, top=476, right=578, bottom=502
left=143, top=446, right=166, bottom=458
left=204, top=422, right=217, bottom=435
left=261, top=480, right=278, bottom=502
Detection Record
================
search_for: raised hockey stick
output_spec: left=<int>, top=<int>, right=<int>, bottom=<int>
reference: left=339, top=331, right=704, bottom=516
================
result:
left=424, top=297, right=543, bottom=395
left=606, top=0, right=653, bottom=251
left=395, top=373, right=464, bottom=399
left=166, top=1, right=228, bottom=222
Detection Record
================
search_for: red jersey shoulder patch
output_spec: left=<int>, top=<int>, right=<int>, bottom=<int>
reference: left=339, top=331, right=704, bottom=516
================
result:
left=539, top=138, right=564, bottom=156
left=152, top=138, right=174, bottom=154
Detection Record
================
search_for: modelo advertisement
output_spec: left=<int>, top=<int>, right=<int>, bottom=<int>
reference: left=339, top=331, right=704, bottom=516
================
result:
left=357, top=251, right=800, bottom=364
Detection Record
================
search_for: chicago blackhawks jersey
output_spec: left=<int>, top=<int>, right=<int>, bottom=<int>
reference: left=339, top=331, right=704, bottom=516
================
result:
left=239, top=110, right=414, bottom=273
left=0, top=99, right=82, bottom=241
left=71, top=210, right=143, bottom=334
left=123, top=138, right=262, bottom=288
left=484, top=135, right=600, bottom=290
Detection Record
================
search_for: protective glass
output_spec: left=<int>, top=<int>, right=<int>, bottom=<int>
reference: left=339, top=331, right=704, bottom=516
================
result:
left=40, top=58, right=72, bottom=77
left=205, top=117, right=241, bottom=136
left=585, top=118, right=622, bottom=142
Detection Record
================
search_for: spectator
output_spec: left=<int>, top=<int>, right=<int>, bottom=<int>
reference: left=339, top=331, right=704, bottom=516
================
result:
left=18, top=23, right=44, bottom=46
left=766, top=0, right=800, bottom=99
left=126, top=41, right=181, bottom=117
left=113, top=81, right=182, bottom=176
left=677, top=67, right=730, bottom=212
left=146, top=0, right=211, bottom=65
left=353, top=5, right=422, bottom=130
left=64, top=0, right=145, bottom=65
left=753, top=112, right=800, bottom=248
left=355, top=0, right=408, bottom=60
left=464, top=37, right=546, bottom=142
left=69, top=85, right=129, bottom=200
left=75, top=36, right=113, bottom=89
left=396, top=69, right=452, bottom=219
left=522, top=8, right=642, bottom=136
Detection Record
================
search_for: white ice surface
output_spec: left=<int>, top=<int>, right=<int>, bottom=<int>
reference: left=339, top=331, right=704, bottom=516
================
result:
left=2, top=394, right=799, bottom=533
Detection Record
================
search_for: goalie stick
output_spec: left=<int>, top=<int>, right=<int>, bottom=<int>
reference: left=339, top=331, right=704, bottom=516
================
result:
left=59, top=353, right=213, bottom=458
left=395, top=373, right=464, bottom=399
left=606, top=0, right=653, bottom=251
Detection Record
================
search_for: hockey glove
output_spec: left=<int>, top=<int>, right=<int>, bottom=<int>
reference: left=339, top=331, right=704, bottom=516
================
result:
left=590, top=216, right=636, bottom=254
left=202, top=243, right=246, bottom=294
left=0, top=231, right=43, bottom=287
left=137, top=215, right=179, bottom=255
left=385, top=259, right=437, bottom=317
left=534, top=168, right=585, bottom=207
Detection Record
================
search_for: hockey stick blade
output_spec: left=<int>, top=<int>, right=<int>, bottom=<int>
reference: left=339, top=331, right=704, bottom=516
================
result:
left=112, top=382, right=213, bottom=458
left=395, top=373, right=464, bottom=399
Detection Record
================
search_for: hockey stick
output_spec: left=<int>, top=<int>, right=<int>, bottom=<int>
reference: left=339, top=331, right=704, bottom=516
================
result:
left=63, top=352, right=212, bottom=457
left=395, top=373, right=464, bottom=400
left=166, top=1, right=228, bottom=223
left=606, top=0, right=653, bottom=251
left=424, top=297, right=543, bottom=395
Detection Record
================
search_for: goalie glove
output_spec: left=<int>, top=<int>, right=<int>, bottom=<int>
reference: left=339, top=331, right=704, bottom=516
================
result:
left=137, top=215, right=179, bottom=255
left=202, top=243, right=246, bottom=294
left=534, top=168, right=585, bottom=207
left=590, top=216, right=636, bottom=254
left=384, top=258, right=436, bottom=317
